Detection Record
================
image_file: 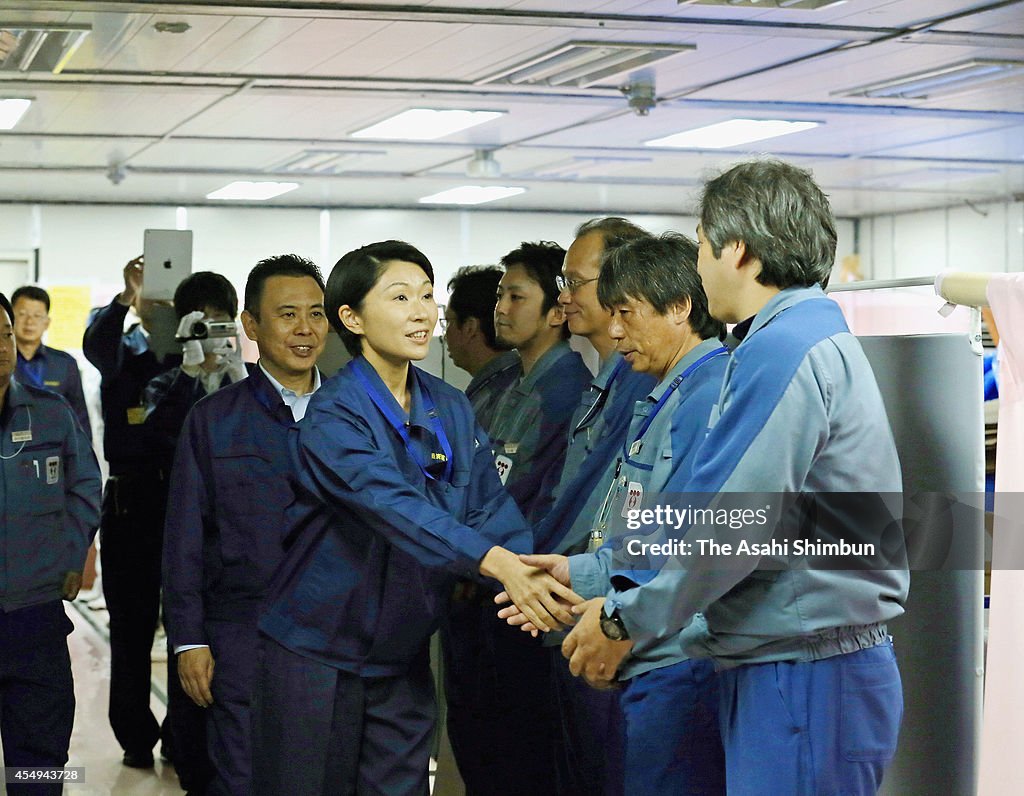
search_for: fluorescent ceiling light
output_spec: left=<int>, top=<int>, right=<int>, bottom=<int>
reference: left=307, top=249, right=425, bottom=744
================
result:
left=206, top=181, right=299, bottom=201
left=0, top=98, right=31, bottom=129
left=837, top=59, right=1024, bottom=100
left=351, top=109, right=503, bottom=141
left=419, top=186, right=526, bottom=206
left=645, top=119, right=819, bottom=149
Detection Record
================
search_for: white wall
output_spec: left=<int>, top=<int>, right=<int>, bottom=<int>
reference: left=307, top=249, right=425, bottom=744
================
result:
left=859, top=200, right=1024, bottom=280
left=0, top=203, right=856, bottom=302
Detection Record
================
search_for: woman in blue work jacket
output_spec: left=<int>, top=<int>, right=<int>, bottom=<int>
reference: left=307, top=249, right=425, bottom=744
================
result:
left=253, top=240, right=579, bottom=796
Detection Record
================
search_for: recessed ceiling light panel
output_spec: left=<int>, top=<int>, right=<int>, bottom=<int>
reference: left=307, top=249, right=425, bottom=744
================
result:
left=351, top=109, right=503, bottom=141
left=206, top=181, right=299, bottom=201
left=418, top=186, right=526, bottom=206
left=0, top=98, right=31, bottom=129
left=645, top=119, right=820, bottom=149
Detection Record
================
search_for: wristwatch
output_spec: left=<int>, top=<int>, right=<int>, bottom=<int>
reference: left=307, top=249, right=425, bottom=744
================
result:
left=599, top=604, right=630, bottom=641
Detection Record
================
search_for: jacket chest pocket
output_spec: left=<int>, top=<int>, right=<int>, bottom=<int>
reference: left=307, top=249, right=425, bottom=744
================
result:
left=211, top=453, right=294, bottom=571
left=12, top=445, right=65, bottom=516
left=212, top=454, right=292, bottom=515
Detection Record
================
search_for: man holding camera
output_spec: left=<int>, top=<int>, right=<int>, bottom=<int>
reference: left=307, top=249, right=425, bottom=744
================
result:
left=142, top=270, right=251, bottom=794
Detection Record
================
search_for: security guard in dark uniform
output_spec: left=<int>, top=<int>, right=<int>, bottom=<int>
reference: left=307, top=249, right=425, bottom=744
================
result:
left=0, top=292, right=101, bottom=795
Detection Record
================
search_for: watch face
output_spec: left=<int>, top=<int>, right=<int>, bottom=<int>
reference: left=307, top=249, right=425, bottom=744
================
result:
left=600, top=613, right=626, bottom=641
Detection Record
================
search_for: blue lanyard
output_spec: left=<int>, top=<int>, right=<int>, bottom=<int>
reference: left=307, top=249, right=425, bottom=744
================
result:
left=622, top=346, right=728, bottom=470
left=351, top=358, right=455, bottom=484
left=574, top=356, right=630, bottom=434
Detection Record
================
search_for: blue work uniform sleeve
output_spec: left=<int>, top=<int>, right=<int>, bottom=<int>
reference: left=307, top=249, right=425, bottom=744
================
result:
left=82, top=298, right=130, bottom=377
left=295, top=405, right=517, bottom=577
left=163, top=411, right=212, bottom=649
left=608, top=354, right=828, bottom=643
left=61, top=404, right=101, bottom=574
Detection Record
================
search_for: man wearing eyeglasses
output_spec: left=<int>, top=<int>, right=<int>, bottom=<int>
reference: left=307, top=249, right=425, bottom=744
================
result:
left=530, top=217, right=659, bottom=795
left=11, top=286, right=91, bottom=440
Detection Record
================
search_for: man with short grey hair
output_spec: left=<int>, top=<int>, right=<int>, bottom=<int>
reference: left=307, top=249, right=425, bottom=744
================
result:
left=562, top=160, right=909, bottom=795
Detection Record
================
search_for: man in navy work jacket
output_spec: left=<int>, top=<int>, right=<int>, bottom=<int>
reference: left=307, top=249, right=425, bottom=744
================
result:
left=444, top=240, right=591, bottom=796
left=82, top=256, right=182, bottom=768
left=163, top=255, right=328, bottom=796
left=11, top=285, right=91, bottom=439
left=564, top=160, right=909, bottom=796
left=443, top=265, right=519, bottom=431
left=0, top=292, right=101, bottom=795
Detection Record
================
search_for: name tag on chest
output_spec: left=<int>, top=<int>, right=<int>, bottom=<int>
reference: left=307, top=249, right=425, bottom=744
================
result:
left=12, top=430, right=32, bottom=443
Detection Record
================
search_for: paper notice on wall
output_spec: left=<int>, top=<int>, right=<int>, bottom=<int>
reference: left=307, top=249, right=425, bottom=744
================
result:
left=45, top=285, right=93, bottom=351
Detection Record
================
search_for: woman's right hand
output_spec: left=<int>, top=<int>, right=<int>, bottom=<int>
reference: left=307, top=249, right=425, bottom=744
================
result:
left=479, top=547, right=582, bottom=633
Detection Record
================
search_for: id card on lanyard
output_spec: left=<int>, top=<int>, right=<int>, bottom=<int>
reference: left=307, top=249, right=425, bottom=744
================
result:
left=351, top=358, right=454, bottom=484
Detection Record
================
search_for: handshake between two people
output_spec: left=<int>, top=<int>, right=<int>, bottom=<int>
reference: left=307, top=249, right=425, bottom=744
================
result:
left=489, top=552, right=634, bottom=690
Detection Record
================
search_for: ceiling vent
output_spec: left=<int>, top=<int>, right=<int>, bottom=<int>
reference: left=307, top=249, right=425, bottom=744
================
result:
left=476, top=41, right=694, bottom=89
left=835, top=59, right=1024, bottom=100
left=266, top=149, right=385, bottom=175
left=523, top=155, right=653, bottom=179
left=854, top=167, right=999, bottom=187
left=679, top=0, right=847, bottom=9
left=0, top=24, right=90, bottom=74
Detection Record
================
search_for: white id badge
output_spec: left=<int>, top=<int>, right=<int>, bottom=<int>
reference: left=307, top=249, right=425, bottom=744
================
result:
left=494, top=454, right=513, bottom=485
left=46, top=456, right=61, bottom=485
left=621, top=481, right=643, bottom=516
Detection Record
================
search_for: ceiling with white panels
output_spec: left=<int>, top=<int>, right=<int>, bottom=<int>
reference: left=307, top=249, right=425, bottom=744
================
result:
left=0, top=0, right=1022, bottom=217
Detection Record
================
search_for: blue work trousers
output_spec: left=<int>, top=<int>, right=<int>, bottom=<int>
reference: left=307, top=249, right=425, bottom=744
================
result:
left=0, top=601, right=75, bottom=796
left=718, top=640, right=903, bottom=795
left=620, top=658, right=725, bottom=795
left=251, top=636, right=436, bottom=796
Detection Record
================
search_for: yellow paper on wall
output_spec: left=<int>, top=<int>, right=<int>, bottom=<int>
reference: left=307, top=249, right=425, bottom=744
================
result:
left=45, top=286, right=92, bottom=351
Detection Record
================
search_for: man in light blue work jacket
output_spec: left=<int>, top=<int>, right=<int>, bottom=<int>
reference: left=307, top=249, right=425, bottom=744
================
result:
left=0, top=292, right=101, bottom=795
left=562, top=160, right=909, bottom=796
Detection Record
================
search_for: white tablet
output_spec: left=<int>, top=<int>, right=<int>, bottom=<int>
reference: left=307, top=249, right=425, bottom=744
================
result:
left=142, top=229, right=193, bottom=300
